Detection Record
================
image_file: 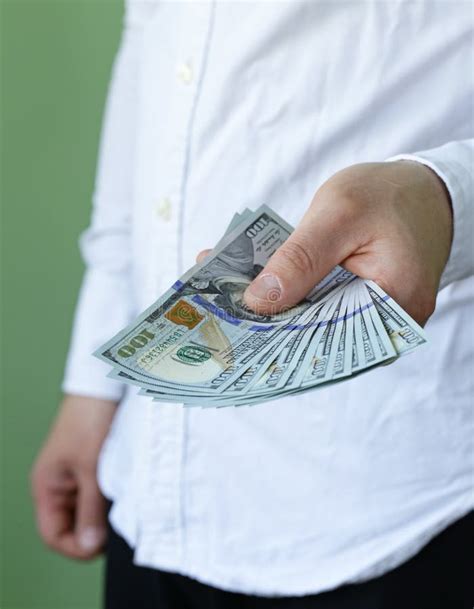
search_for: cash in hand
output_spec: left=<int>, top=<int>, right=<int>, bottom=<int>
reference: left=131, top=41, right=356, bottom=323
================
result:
left=95, top=206, right=427, bottom=408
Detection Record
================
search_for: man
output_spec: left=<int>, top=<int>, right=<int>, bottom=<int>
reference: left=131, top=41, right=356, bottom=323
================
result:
left=31, top=1, right=473, bottom=607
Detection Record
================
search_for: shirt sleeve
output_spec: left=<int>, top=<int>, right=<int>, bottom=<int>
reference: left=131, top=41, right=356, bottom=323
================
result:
left=388, top=139, right=474, bottom=291
left=62, top=12, right=142, bottom=401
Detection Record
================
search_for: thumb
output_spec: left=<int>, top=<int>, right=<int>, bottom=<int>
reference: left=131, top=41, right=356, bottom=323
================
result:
left=244, top=204, right=355, bottom=314
left=75, top=472, right=107, bottom=556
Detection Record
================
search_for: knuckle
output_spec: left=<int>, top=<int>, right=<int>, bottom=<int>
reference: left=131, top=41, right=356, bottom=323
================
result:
left=279, top=239, right=317, bottom=276
left=333, top=193, right=363, bottom=225
left=313, top=192, right=361, bottom=234
left=77, top=453, right=98, bottom=475
left=79, top=461, right=98, bottom=480
left=318, top=178, right=361, bottom=209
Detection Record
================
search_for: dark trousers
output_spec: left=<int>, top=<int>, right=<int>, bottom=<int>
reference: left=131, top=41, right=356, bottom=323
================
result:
left=105, top=511, right=473, bottom=609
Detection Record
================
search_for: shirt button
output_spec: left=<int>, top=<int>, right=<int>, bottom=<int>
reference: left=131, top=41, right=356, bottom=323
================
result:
left=155, top=197, right=172, bottom=221
left=176, top=62, right=193, bottom=85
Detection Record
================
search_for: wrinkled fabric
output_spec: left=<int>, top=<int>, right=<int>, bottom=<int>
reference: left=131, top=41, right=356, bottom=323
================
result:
left=63, top=1, right=474, bottom=596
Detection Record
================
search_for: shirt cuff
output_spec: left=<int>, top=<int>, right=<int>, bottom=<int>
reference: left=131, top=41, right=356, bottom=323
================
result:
left=62, top=268, right=132, bottom=402
left=388, top=141, right=474, bottom=290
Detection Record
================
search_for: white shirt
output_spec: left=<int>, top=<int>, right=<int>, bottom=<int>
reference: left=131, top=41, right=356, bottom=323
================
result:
left=63, top=0, right=474, bottom=597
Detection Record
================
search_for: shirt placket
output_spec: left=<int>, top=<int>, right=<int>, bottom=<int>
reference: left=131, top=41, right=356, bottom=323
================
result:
left=134, top=2, right=215, bottom=570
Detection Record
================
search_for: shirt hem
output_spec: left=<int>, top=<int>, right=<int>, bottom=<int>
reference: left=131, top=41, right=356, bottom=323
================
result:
left=128, top=501, right=473, bottom=597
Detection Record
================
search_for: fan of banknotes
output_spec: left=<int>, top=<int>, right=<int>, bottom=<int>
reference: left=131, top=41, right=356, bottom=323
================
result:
left=95, top=205, right=427, bottom=407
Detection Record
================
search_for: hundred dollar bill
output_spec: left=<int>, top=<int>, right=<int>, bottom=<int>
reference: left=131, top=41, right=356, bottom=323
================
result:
left=200, top=297, right=342, bottom=405
left=221, top=274, right=354, bottom=399
left=358, top=280, right=397, bottom=364
left=94, top=206, right=352, bottom=396
left=220, top=287, right=346, bottom=404
left=297, top=293, right=346, bottom=387
left=139, top=298, right=337, bottom=407
left=332, top=282, right=356, bottom=380
left=214, top=208, right=252, bottom=250
left=274, top=293, right=342, bottom=390
left=364, top=280, right=427, bottom=355
left=214, top=301, right=323, bottom=398
left=96, top=205, right=428, bottom=408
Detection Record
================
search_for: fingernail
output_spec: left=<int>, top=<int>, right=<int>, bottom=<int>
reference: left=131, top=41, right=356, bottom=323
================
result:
left=246, top=274, right=282, bottom=302
left=79, top=527, right=104, bottom=551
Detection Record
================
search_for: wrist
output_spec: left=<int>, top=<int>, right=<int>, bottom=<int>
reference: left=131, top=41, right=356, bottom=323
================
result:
left=394, top=159, right=454, bottom=291
left=60, top=394, right=117, bottom=433
left=397, top=159, right=453, bottom=242
left=412, top=160, right=452, bottom=212
left=63, top=393, right=119, bottom=408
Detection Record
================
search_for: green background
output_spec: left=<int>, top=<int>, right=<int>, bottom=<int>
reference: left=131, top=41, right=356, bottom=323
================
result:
left=1, top=1, right=122, bottom=607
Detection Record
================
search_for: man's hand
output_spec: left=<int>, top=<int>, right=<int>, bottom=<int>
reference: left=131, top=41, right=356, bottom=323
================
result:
left=243, top=161, right=452, bottom=325
left=31, top=394, right=117, bottom=559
